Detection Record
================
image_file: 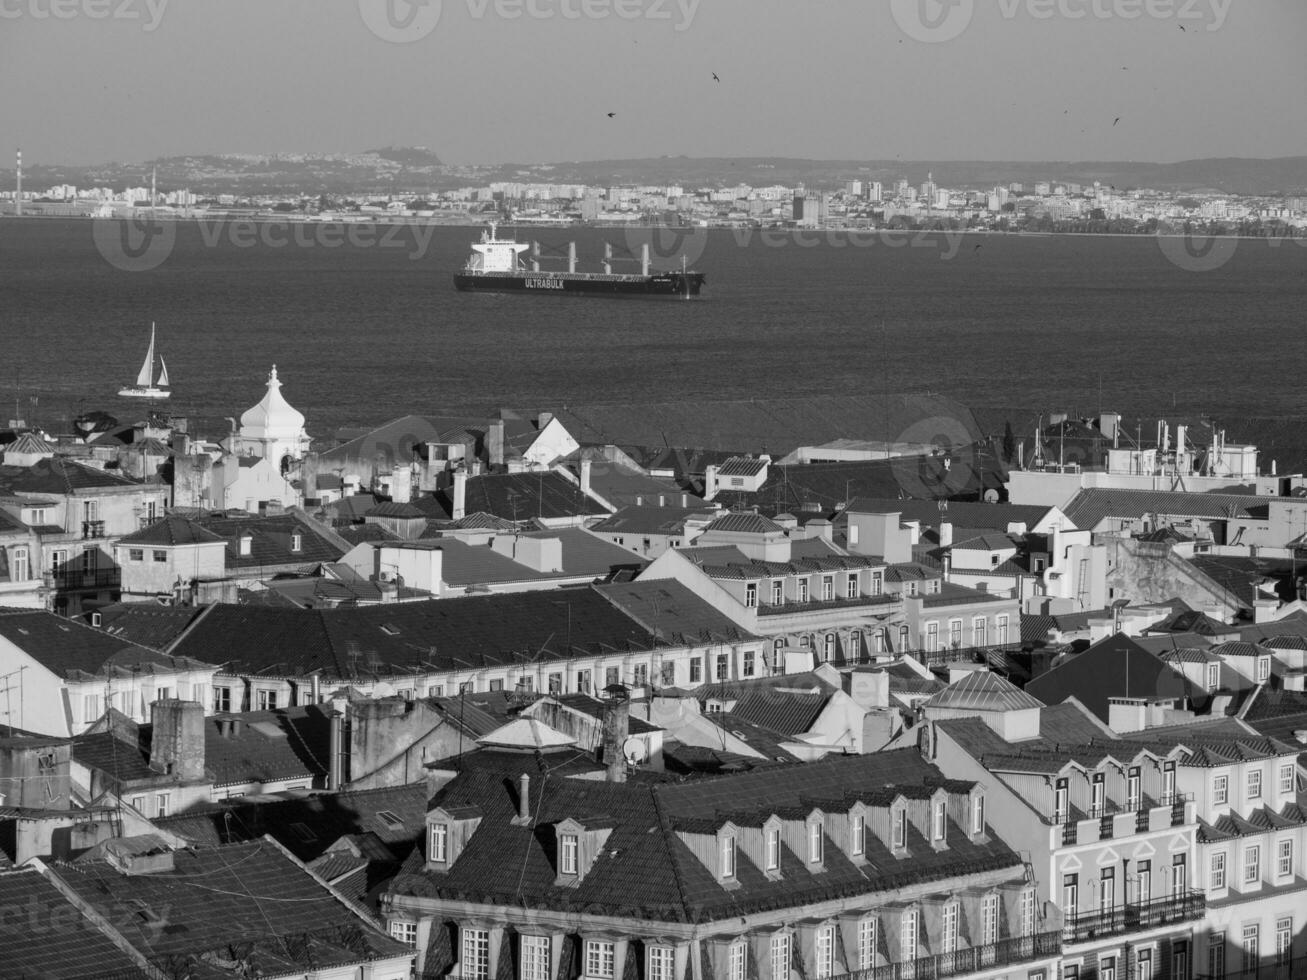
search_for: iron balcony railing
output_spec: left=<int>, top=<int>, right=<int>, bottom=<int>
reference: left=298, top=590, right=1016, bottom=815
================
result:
left=1063, top=890, right=1205, bottom=944
left=755, top=593, right=901, bottom=617
left=913, top=643, right=1024, bottom=667
left=1058, top=793, right=1192, bottom=844
left=824, top=931, right=1061, bottom=980
left=46, top=567, right=121, bottom=590
left=81, top=520, right=106, bottom=539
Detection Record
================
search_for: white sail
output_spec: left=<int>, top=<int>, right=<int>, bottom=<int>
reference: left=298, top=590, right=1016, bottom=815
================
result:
left=156, top=356, right=169, bottom=388
left=135, top=323, right=156, bottom=387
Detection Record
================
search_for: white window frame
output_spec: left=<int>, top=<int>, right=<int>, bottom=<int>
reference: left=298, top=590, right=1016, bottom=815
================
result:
left=1242, top=924, right=1259, bottom=974
left=560, top=833, right=579, bottom=875
left=1248, top=768, right=1263, bottom=800
left=1278, top=838, right=1293, bottom=878
left=429, top=823, right=448, bottom=863
left=1213, top=774, right=1228, bottom=805
left=765, top=827, right=780, bottom=871
left=982, top=893, right=999, bottom=945
left=815, top=925, right=834, bottom=979
left=521, top=936, right=551, bottom=980
left=1210, top=851, right=1226, bottom=890
left=389, top=920, right=418, bottom=947
left=647, top=945, right=675, bottom=980
left=1245, top=844, right=1260, bottom=884
left=1276, top=917, right=1292, bottom=966
left=942, top=902, right=958, bottom=954
left=769, top=934, right=790, bottom=980
left=727, top=943, right=746, bottom=980
left=857, top=917, right=876, bottom=970
left=720, top=834, right=736, bottom=879
left=807, top=820, right=823, bottom=864
left=585, top=940, right=615, bottom=980
left=1280, top=763, right=1294, bottom=795
left=821, top=576, right=834, bottom=602
left=932, top=800, right=946, bottom=841
left=851, top=812, right=864, bottom=856
left=462, top=928, right=490, bottom=980
left=900, top=909, right=917, bottom=964
left=846, top=575, right=858, bottom=599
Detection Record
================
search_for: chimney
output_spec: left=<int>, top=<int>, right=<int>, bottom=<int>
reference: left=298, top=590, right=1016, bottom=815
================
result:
left=391, top=465, right=412, bottom=504
left=518, top=772, right=531, bottom=822
left=149, top=700, right=205, bottom=781
left=328, top=709, right=344, bottom=790
left=704, top=464, right=720, bottom=501
left=310, top=672, right=321, bottom=705
left=538, top=411, right=554, bottom=431
left=601, top=685, right=631, bottom=783
left=580, top=457, right=592, bottom=496
left=939, top=522, right=953, bottom=548
left=452, top=467, right=467, bottom=520
left=488, top=419, right=505, bottom=469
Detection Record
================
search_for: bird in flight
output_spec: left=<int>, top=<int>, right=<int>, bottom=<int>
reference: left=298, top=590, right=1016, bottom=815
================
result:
left=1113, top=117, right=1121, bottom=126
left=1179, top=24, right=1186, bottom=31
left=712, top=72, right=720, bottom=82
left=607, top=112, right=616, bottom=118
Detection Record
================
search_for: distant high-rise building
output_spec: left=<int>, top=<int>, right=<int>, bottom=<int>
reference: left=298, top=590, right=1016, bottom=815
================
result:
left=1009, top=182, right=1024, bottom=193
left=845, top=180, right=863, bottom=198
left=868, top=181, right=882, bottom=202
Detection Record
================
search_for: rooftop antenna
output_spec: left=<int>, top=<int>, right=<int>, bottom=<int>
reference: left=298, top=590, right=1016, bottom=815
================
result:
left=14, top=148, right=21, bottom=217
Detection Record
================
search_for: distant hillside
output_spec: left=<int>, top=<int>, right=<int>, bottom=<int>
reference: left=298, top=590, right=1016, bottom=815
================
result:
left=4, top=150, right=1305, bottom=196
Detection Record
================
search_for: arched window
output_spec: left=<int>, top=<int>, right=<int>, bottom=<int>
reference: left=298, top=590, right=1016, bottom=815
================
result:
left=822, top=634, right=836, bottom=663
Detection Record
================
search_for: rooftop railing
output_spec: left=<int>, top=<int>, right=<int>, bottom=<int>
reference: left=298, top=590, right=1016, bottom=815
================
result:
left=1063, top=890, right=1205, bottom=944
left=826, top=931, right=1061, bottom=980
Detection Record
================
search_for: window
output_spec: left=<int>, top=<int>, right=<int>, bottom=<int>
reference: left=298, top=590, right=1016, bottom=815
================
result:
left=152, top=549, right=166, bottom=563
left=1207, top=663, right=1220, bottom=691
left=1127, top=766, right=1141, bottom=810
left=941, top=902, right=958, bottom=954
left=1280, top=764, right=1295, bottom=795
left=772, top=580, right=784, bottom=605
left=1163, top=761, right=1177, bottom=802
left=906, top=580, right=918, bottom=597
left=815, top=925, right=834, bottom=979
left=1091, top=772, right=1105, bottom=816
left=155, top=794, right=170, bottom=818
left=715, top=653, right=729, bottom=681
left=10, top=548, right=29, bottom=581
left=256, top=689, right=277, bottom=711
left=745, top=583, right=757, bottom=608
left=932, top=800, right=946, bottom=841
left=1276, top=917, right=1292, bottom=966
left=1138, top=860, right=1151, bottom=903
left=1208, top=934, right=1225, bottom=980
left=130, top=795, right=146, bottom=813
left=1242, top=925, right=1259, bottom=975
left=807, top=820, right=823, bottom=864
left=548, top=673, right=562, bottom=694
left=1244, top=844, right=1260, bottom=884
left=720, top=834, right=736, bottom=879
left=851, top=812, right=864, bottom=856
left=1101, top=954, right=1117, bottom=980
left=898, top=625, right=910, bottom=650
left=488, top=679, right=504, bottom=693
left=1063, top=967, right=1079, bottom=980
left=765, top=827, right=780, bottom=871
left=1172, top=853, right=1187, bottom=893
left=871, top=572, right=883, bottom=596
left=900, top=909, right=917, bottom=964
left=742, top=650, right=755, bottom=677
left=560, top=833, right=579, bottom=875
left=1278, top=838, right=1293, bottom=878
left=290, top=532, right=302, bottom=553
left=49, top=549, right=67, bottom=574
left=772, top=638, right=785, bottom=669
left=585, top=941, right=615, bottom=979
left=389, top=921, right=418, bottom=946
left=632, top=664, right=648, bottom=687
left=1054, top=778, right=1069, bottom=823
left=429, top=683, right=445, bottom=697
left=1172, top=942, right=1189, bottom=980
left=1211, top=852, right=1226, bottom=890
left=727, top=944, right=746, bottom=980
left=857, top=917, right=876, bottom=970
left=1214, top=774, right=1229, bottom=805
left=948, top=619, right=962, bottom=648
left=429, top=823, right=448, bottom=862
left=846, top=575, right=858, bottom=599
left=82, top=694, right=102, bottom=724
left=1019, top=888, right=1035, bottom=937
left=797, top=578, right=809, bottom=602
left=647, top=946, right=674, bottom=980
left=892, top=808, right=906, bottom=849
left=821, top=634, right=835, bottom=663
left=981, top=893, right=999, bottom=945
left=1257, top=657, right=1270, bottom=682
left=1063, top=874, right=1079, bottom=918
left=926, top=622, right=939, bottom=652
left=576, top=670, right=591, bottom=695
left=1248, top=768, right=1263, bottom=800
left=996, top=614, right=1008, bottom=644
left=521, top=936, right=551, bottom=980
left=689, top=659, right=702, bottom=683
left=462, top=929, right=490, bottom=980
left=129, top=548, right=144, bottom=562
left=82, top=549, right=96, bottom=573
left=605, top=667, right=620, bottom=687
left=973, top=618, right=987, bottom=646
left=769, top=934, right=790, bottom=980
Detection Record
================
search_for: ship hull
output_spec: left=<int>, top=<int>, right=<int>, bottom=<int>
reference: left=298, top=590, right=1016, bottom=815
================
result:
left=454, top=270, right=705, bottom=298
left=118, top=387, right=171, bottom=400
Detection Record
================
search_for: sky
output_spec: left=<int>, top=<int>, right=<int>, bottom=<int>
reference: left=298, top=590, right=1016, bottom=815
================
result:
left=1, top=0, right=1305, bottom=166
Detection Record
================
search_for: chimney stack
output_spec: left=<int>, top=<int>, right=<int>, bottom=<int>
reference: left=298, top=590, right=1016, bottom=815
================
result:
left=452, top=467, right=467, bottom=520
left=488, top=419, right=505, bottom=469
left=328, top=709, right=345, bottom=790
left=517, top=772, right=531, bottom=821
left=580, top=457, right=592, bottom=496
left=600, top=685, right=631, bottom=783
left=149, top=700, right=205, bottom=781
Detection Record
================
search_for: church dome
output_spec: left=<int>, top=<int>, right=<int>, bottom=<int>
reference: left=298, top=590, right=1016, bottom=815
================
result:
left=239, top=365, right=306, bottom=440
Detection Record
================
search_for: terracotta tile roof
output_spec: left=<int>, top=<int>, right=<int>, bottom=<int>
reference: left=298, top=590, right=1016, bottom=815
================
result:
left=701, top=511, right=785, bottom=535
left=388, top=750, right=1019, bottom=923
left=0, top=457, right=145, bottom=494
left=716, top=457, right=769, bottom=478
left=594, top=579, right=757, bottom=645
left=116, top=515, right=226, bottom=547
left=52, top=839, right=411, bottom=974
left=924, top=671, right=1043, bottom=712
left=1062, top=487, right=1266, bottom=529
left=428, top=472, right=608, bottom=522
left=0, top=608, right=208, bottom=680
left=445, top=512, right=519, bottom=531
left=198, top=511, right=347, bottom=570
left=0, top=868, right=149, bottom=980
left=588, top=504, right=711, bottom=536
left=367, top=502, right=428, bottom=520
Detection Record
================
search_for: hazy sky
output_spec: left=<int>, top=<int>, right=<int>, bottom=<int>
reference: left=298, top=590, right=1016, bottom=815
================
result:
left=2, top=0, right=1305, bottom=166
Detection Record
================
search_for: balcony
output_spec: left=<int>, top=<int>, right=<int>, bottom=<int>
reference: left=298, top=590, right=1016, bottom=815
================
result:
left=1058, top=794, right=1191, bottom=846
left=82, top=520, right=106, bottom=540
left=46, top=567, right=121, bottom=591
left=1063, top=891, right=1205, bottom=944
left=829, top=932, right=1061, bottom=980
left=913, top=643, right=1024, bottom=667
left=755, top=592, right=900, bottom=618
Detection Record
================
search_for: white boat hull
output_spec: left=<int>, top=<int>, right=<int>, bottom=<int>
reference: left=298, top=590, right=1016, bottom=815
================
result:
left=118, top=386, right=171, bottom=400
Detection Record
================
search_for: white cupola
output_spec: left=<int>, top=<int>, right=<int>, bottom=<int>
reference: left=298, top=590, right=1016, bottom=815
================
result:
left=230, top=365, right=311, bottom=467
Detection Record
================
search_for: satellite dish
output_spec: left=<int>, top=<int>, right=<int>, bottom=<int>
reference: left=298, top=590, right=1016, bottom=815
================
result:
left=622, top=736, right=647, bottom=765
left=983, top=489, right=1000, bottom=503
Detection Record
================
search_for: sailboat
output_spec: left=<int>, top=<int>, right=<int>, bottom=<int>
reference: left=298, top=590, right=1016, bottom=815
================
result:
left=118, top=323, right=171, bottom=400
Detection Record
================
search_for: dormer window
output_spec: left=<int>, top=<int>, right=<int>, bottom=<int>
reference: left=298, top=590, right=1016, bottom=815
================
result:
left=1163, top=761, right=1177, bottom=803
left=1127, top=767, right=1141, bottom=811
left=429, top=823, right=448, bottom=863
left=560, top=833, right=579, bottom=874
left=239, top=533, right=253, bottom=556
left=932, top=800, right=946, bottom=841
left=798, top=578, right=809, bottom=603
left=290, top=532, right=302, bottom=553
left=765, top=825, right=781, bottom=871
left=1054, top=778, right=1069, bottom=823
left=1207, top=663, right=1220, bottom=691
left=1248, top=769, right=1263, bottom=801
left=1257, top=657, right=1270, bottom=682
left=971, top=794, right=985, bottom=835
left=1091, top=772, right=1105, bottom=817
left=892, top=807, right=906, bottom=849
left=851, top=812, right=865, bottom=856
left=720, top=834, right=736, bottom=879
left=807, top=819, right=824, bottom=865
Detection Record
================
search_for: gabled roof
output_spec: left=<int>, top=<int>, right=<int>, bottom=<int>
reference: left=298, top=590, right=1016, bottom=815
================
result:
left=0, top=868, right=149, bottom=980
left=428, top=471, right=608, bottom=522
left=701, top=511, right=784, bottom=535
left=951, top=533, right=1018, bottom=552
left=717, top=457, right=769, bottom=478
left=366, top=501, right=428, bottom=520
left=1062, top=487, right=1266, bottom=529
left=476, top=717, right=576, bottom=750
left=595, top=579, right=758, bottom=646
left=195, top=510, right=347, bottom=569
left=116, top=514, right=226, bottom=547
left=0, top=457, right=144, bottom=494
left=0, top=608, right=207, bottom=680
left=50, top=839, right=410, bottom=975
left=846, top=498, right=1060, bottom=531
left=924, top=670, right=1043, bottom=713
left=588, top=504, right=713, bottom=536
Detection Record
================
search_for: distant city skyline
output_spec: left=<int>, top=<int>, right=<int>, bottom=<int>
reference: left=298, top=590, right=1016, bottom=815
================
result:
left=2, top=0, right=1305, bottom=167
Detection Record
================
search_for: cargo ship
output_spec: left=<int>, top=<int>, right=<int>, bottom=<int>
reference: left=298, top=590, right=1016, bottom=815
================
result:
left=454, top=225, right=705, bottom=298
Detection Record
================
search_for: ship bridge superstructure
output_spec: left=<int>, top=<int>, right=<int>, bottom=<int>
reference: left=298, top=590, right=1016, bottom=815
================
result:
left=466, top=225, right=529, bottom=272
